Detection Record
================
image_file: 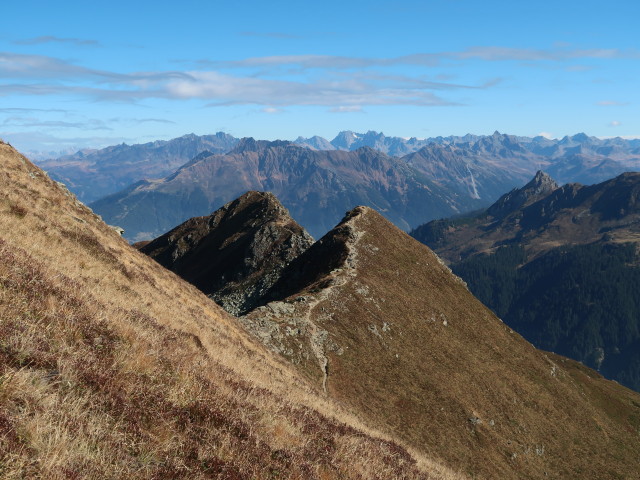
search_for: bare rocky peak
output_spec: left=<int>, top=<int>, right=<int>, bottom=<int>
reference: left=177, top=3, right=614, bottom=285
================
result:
left=230, top=137, right=293, bottom=154
left=488, top=170, right=559, bottom=217
left=140, top=190, right=314, bottom=315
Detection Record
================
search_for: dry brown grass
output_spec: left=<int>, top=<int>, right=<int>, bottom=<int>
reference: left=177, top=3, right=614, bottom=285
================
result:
left=242, top=205, right=640, bottom=479
left=0, top=141, right=465, bottom=478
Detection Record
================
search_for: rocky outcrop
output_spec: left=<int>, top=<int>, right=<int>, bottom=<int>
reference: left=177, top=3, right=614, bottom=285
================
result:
left=140, top=191, right=314, bottom=315
left=487, top=170, right=558, bottom=218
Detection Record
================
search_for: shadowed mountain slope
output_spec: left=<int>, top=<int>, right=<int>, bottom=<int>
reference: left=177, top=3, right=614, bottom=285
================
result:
left=0, top=141, right=459, bottom=479
left=236, top=206, right=640, bottom=479
left=140, top=191, right=314, bottom=316
left=92, top=139, right=481, bottom=241
left=411, top=171, right=640, bottom=391
left=412, top=171, right=640, bottom=261
left=402, top=138, right=536, bottom=201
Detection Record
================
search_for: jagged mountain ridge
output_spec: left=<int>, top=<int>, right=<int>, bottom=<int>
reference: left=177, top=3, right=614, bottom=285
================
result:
left=411, top=171, right=640, bottom=391
left=140, top=191, right=315, bottom=316
left=294, top=129, right=640, bottom=163
left=487, top=170, right=560, bottom=218
left=35, top=130, right=640, bottom=209
left=413, top=171, right=640, bottom=261
left=91, top=139, right=483, bottom=241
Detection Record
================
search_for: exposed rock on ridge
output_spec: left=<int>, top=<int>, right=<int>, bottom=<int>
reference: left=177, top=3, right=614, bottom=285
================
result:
left=140, top=191, right=314, bottom=315
left=487, top=170, right=559, bottom=218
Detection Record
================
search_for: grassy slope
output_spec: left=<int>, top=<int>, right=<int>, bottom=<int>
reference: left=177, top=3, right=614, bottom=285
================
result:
left=244, top=207, right=640, bottom=479
left=0, top=142, right=460, bottom=479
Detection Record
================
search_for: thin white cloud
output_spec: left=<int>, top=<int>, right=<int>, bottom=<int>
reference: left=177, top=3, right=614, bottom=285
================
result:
left=452, top=46, right=628, bottom=61
left=609, top=120, right=621, bottom=127
left=0, top=52, right=192, bottom=83
left=132, top=117, right=176, bottom=124
left=201, top=47, right=640, bottom=71
left=169, top=71, right=457, bottom=107
left=261, top=107, right=284, bottom=114
left=2, top=117, right=112, bottom=131
left=13, top=36, right=100, bottom=47
left=597, top=100, right=629, bottom=106
left=329, top=106, right=364, bottom=113
left=0, top=107, right=68, bottom=113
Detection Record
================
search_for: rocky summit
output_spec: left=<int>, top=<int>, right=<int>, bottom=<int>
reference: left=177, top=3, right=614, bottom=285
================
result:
left=487, top=170, right=559, bottom=218
left=140, top=191, right=314, bottom=315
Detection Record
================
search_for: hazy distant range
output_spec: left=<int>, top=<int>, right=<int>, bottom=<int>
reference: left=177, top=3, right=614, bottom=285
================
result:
left=34, top=131, right=640, bottom=241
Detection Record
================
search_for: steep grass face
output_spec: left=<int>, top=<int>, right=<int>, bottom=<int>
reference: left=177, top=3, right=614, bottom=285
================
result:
left=0, top=141, right=462, bottom=479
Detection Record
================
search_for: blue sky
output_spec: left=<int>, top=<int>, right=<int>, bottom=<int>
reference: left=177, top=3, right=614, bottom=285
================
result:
left=1, top=0, right=638, bottom=153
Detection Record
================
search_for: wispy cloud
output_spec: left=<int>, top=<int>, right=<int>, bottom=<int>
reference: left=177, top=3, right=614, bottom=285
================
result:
left=0, top=45, right=631, bottom=109
left=451, top=46, right=630, bottom=61
left=329, top=106, right=364, bottom=113
left=597, top=100, right=629, bottom=106
left=261, top=107, right=284, bottom=114
left=0, top=52, right=193, bottom=83
left=13, top=35, right=101, bottom=47
left=609, top=120, right=621, bottom=127
left=106, top=117, right=177, bottom=125
left=201, top=47, right=640, bottom=71
left=2, top=116, right=112, bottom=131
left=201, top=54, right=441, bottom=70
left=0, top=107, right=68, bottom=113
left=162, top=71, right=459, bottom=107
left=131, top=117, right=176, bottom=124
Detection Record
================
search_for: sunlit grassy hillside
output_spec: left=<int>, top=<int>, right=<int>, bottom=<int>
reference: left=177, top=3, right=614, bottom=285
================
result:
left=0, top=141, right=459, bottom=479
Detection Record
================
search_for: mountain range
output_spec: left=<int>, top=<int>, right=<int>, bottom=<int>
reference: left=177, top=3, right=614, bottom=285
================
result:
left=32, top=131, right=640, bottom=243
left=35, top=130, right=639, bottom=202
left=90, top=139, right=486, bottom=241
left=411, top=171, right=640, bottom=391
left=136, top=184, right=640, bottom=478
